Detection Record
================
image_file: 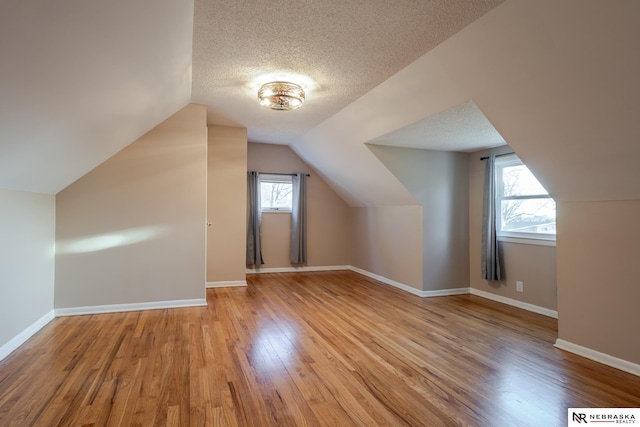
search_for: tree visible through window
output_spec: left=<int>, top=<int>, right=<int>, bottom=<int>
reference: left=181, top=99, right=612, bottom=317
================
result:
left=260, top=175, right=293, bottom=211
left=496, top=155, right=556, bottom=239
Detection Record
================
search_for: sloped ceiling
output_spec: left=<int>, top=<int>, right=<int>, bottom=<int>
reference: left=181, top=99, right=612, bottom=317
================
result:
left=191, top=0, right=504, bottom=145
left=0, top=0, right=194, bottom=194
left=293, top=0, right=640, bottom=206
left=368, top=101, right=506, bottom=153
left=436, top=0, right=640, bottom=203
left=3, top=0, right=640, bottom=207
left=0, top=0, right=506, bottom=195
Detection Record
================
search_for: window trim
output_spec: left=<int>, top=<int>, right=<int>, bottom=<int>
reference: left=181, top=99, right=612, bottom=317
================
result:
left=498, top=236, right=556, bottom=247
left=261, top=208, right=291, bottom=214
left=259, top=174, right=293, bottom=213
left=494, top=154, right=556, bottom=242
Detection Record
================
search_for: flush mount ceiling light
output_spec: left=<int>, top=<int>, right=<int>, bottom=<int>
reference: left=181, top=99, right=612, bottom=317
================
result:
left=258, top=81, right=305, bottom=110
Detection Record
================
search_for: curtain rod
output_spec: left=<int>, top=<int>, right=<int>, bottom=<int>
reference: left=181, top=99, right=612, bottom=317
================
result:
left=254, top=171, right=310, bottom=177
left=480, top=152, right=515, bottom=160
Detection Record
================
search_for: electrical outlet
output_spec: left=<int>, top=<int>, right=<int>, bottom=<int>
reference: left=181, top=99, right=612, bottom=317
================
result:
left=516, top=281, right=524, bottom=292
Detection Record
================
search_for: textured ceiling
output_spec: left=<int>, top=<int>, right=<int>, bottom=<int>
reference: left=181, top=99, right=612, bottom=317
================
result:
left=368, top=101, right=506, bottom=152
left=8, top=0, right=635, bottom=207
left=191, top=0, right=505, bottom=144
left=0, top=0, right=506, bottom=195
left=294, top=0, right=640, bottom=206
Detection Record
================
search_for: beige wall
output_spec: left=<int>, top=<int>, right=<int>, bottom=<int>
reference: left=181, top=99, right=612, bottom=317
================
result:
left=0, top=189, right=55, bottom=352
left=468, top=146, right=557, bottom=311
left=350, top=206, right=423, bottom=291
left=55, top=104, right=207, bottom=308
left=207, top=126, right=247, bottom=282
left=369, top=145, right=469, bottom=291
left=287, top=1, right=639, bottom=368
left=247, top=142, right=351, bottom=268
left=558, top=200, right=640, bottom=364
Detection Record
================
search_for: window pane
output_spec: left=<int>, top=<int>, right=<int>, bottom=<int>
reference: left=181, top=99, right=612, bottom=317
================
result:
left=260, top=182, right=292, bottom=210
left=500, top=198, right=556, bottom=234
left=502, top=165, right=549, bottom=197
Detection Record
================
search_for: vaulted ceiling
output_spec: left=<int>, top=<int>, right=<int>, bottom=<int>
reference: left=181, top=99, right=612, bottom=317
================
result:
left=191, top=0, right=504, bottom=144
left=2, top=0, right=640, bottom=207
left=0, top=0, right=503, bottom=196
left=0, top=0, right=194, bottom=194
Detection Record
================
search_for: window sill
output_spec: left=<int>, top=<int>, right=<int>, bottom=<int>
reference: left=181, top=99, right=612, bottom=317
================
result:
left=261, top=210, right=291, bottom=214
left=498, top=236, right=556, bottom=247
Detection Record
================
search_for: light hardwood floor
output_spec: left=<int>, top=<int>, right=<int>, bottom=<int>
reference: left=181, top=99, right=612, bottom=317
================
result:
left=0, top=271, right=638, bottom=426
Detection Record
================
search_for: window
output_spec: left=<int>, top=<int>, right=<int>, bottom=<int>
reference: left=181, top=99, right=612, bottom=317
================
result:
left=495, top=154, right=556, bottom=240
left=260, top=174, right=293, bottom=212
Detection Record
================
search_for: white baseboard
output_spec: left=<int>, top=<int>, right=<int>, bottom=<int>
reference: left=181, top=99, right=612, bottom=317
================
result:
left=246, top=267, right=558, bottom=318
left=470, top=288, right=558, bottom=318
left=0, top=310, right=55, bottom=362
left=247, top=265, right=350, bottom=274
left=349, top=267, right=468, bottom=298
left=555, top=339, right=640, bottom=377
left=206, top=281, right=247, bottom=288
left=350, top=270, right=638, bottom=377
left=349, top=266, right=425, bottom=296
left=423, top=287, right=471, bottom=297
left=55, top=298, right=207, bottom=317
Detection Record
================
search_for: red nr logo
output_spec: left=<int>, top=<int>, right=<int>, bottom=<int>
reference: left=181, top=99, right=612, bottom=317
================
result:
left=573, top=412, right=588, bottom=423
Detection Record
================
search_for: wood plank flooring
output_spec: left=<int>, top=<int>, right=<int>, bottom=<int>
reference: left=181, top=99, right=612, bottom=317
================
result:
left=0, top=271, right=639, bottom=426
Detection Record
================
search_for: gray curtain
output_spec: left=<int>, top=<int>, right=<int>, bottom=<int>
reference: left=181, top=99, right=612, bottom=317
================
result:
left=290, top=173, right=307, bottom=264
left=246, top=171, right=263, bottom=266
left=481, top=154, right=501, bottom=281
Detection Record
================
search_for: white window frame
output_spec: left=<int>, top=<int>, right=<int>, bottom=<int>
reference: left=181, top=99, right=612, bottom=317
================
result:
left=495, top=154, right=556, bottom=244
left=259, top=174, right=293, bottom=213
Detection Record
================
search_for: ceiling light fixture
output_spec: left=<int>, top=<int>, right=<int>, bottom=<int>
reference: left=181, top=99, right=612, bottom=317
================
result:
left=258, top=81, right=305, bottom=110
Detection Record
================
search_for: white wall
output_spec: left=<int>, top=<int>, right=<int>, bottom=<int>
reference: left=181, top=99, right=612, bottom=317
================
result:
left=368, top=145, right=469, bottom=292
left=558, top=200, right=640, bottom=365
left=207, top=125, right=247, bottom=283
left=350, top=206, right=423, bottom=291
left=295, top=0, right=640, bottom=367
left=247, top=142, right=351, bottom=269
left=0, top=189, right=55, bottom=359
left=55, top=104, right=207, bottom=310
left=469, top=146, right=557, bottom=312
